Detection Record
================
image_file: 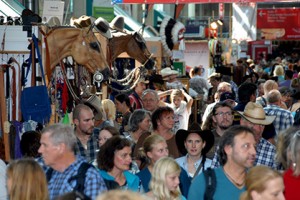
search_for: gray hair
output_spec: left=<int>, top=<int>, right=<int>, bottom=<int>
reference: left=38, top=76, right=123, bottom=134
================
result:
left=41, top=124, right=77, bottom=152
left=128, top=109, right=151, bottom=132
left=141, top=89, right=159, bottom=100
left=287, top=127, right=300, bottom=176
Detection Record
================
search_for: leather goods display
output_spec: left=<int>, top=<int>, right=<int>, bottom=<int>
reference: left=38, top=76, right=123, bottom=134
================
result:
left=21, top=34, right=51, bottom=124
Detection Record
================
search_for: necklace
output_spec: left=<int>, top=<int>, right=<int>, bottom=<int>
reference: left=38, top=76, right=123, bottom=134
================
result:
left=223, top=168, right=245, bottom=188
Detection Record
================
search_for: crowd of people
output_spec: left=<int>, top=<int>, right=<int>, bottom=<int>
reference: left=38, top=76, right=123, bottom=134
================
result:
left=1, top=55, right=300, bottom=200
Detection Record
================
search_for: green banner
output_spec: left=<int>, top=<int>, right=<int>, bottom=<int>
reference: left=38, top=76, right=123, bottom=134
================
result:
left=93, top=7, right=114, bottom=22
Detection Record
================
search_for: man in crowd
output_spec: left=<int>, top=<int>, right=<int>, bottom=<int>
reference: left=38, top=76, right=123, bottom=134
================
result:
left=129, top=78, right=149, bottom=110
left=141, top=89, right=160, bottom=113
left=73, top=104, right=98, bottom=162
left=211, top=102, right=278, bottom=169
left=188, top=126, right=256, bottom=200
left=202, top=81, right=232, bottom=127
left=206, top=101, right=234, bottom=159
left=264, top=89, right=294, bottom=134
left=38, top=124, right=107, bottom=199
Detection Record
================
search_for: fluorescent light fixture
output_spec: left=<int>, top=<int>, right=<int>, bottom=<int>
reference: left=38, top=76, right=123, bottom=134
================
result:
left=0, top=0, right=21, bottom=19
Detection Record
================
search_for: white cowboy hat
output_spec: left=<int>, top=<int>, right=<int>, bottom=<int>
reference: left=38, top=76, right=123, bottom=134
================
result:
left=160, top=67, right=179, bottom=80
left=84, top=95, right=103, bottom=121
left=238, top=102, right=275, bottom=125
left=94, top=17, right=112, bottom=39
left=110, top=15, right=124, bottom=32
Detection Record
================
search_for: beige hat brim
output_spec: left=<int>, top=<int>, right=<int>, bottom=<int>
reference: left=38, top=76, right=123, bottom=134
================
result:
left=238, top=111, right=276, bottom=125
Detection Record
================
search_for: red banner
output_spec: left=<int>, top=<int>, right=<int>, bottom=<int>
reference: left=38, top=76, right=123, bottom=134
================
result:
left=115, top=0, right=292, bottom=3
left=257, top=8, right=300, bottom=40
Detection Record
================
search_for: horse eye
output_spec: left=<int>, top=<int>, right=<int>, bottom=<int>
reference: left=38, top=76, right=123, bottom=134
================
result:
left=90, top=42, right=100, bottom=52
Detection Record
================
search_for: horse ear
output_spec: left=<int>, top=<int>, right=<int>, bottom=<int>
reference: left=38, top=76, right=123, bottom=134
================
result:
left=134, top=32, right=143, bottom=43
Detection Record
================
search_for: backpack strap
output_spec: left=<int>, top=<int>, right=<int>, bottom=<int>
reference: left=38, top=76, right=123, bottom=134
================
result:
left=68, top=162, right=93, bottom=194
left=203, top=168, right=216, bottom=200
left=46, top=168, right=54, bottom=183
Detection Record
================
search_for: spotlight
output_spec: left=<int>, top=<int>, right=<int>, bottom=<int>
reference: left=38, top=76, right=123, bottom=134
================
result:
left=210, top=21, right=218, bottom=30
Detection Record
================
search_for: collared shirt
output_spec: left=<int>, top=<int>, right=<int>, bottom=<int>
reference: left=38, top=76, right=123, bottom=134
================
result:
left=129, top=91, right=143, bottom=110
left=46, top=156, right=107, bottom=200
left=176, top=154, right=212, bottom=178
left=74, top=129, right=99, bottom=163
left=211, top=138, right=278, bottom=169
left=264, top=104, right=294, bottom=134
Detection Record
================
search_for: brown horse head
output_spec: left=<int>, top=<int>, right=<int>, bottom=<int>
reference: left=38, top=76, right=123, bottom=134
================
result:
left=109, top=31, right=155, bottom=70
left=43, top=26, right=110, bottom=81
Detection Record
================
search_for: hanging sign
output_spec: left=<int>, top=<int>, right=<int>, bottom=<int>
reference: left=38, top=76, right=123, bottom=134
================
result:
left=257, top=8, right=300, bottom=40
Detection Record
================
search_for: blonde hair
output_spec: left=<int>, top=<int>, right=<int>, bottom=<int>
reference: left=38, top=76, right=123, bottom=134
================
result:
left=96, top=190, right=147, bottom=200
left=273, top=65, right=284, bottom=76
left=138, top=134, right=166, bottom=164
left=170, top=89, right=183, bottom=102
left=7, top=158, right=49, bottom=200
left=240, top=166, right=283, bottom=200
left=102, top=99, right=116, bottom=120
left=150, top=157, right=181, bottom=200
left=263, top=80, right=278, bottom=94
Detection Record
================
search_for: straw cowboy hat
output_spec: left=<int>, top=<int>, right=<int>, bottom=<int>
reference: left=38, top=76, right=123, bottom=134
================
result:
left=175, top=123, right=214, bottom=156
left=94, top=17, right=112, bottom=39
left=238, top=102, right=275, bottom=125
left=110, top=15, right=125, bottom=32
left=84, top=95, right=103, bottom=121
left=207, top=72, right=221, bottom=80
left=160, top=67, right=179, bottom=80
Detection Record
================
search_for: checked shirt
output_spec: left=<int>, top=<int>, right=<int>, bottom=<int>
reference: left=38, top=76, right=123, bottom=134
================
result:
left=47, top=156, right=107, bottom=200
left=211, top=138, right=278, bottom=169
left=264, top=104, right=294, bottom=134
left=74, top=129, right=99, bottom=163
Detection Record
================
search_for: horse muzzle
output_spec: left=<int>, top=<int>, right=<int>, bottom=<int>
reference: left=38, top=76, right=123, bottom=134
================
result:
left=144, top=58, right=156, bottom=70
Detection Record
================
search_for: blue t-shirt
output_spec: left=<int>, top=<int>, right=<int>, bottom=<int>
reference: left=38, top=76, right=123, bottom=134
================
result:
left=188, top=168, right=245, bottom=200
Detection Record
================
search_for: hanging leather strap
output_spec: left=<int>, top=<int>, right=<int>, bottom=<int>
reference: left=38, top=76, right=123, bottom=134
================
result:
left=25, top=34, right=47, bottom=86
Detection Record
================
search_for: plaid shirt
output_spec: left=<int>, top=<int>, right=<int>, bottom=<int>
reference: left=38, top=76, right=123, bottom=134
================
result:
left=264, top=104, right=294, bottom=134
left=46, top=155, right=107, bottom=200
left=211, top=138, right=278, bottom=169
left=74, top=129, right=99, bottom=163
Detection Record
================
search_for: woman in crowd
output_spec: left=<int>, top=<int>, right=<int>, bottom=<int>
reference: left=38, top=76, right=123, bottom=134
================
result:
left=240, top=166, right=285, bottom=200
left=102, top=99, right=118, bottom=127
left=127, top=109, right=152, bottom=169
left=167, top=89, right=193, bottom=133
left=276, top=126, right=300, bottom=199
left=6, top=158, right=49, bottom=200
left=136, top=134, right=190, bottom=198
left=97, top=136, right=141, bottom=192
left=146, top=157, right=186, bottom=200
left=175, top=124, right=214, bottom=179
left=98, top=126, right=120, bottom=147
left=115, top=93, right=133, bottom=135
left=151, top=106, right=180, bottom=158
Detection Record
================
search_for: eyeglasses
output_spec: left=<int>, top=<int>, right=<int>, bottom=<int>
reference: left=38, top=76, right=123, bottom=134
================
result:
left=214, top=112, right=233, bottom=117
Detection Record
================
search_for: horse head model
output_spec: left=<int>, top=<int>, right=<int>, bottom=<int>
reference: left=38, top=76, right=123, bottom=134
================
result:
left=40, top=24, right=110, bottom=84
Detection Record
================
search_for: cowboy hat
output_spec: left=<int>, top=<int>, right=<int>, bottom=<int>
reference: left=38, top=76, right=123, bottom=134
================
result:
left=94, top=17, right=112, bottom=39
left=160, top=67, right=179, bottom=80
left=207, top=72, right=221, bottom=80
left=175, top=123, right=214, bottom=156
left=110, top=15, right=124, bottom=32
left=84, top=95, right=103, bottom=121
left=238, top=102, right=275, bottom=125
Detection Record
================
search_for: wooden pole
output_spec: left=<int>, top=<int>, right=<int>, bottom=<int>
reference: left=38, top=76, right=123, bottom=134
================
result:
left=0, top=67, right=10, bottom=161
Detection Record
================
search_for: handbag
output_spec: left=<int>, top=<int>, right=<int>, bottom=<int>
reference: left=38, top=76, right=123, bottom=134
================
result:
left=21, top=34, right=51, bottom=124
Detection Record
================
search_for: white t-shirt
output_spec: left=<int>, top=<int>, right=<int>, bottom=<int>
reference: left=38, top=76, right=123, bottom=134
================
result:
left=169, top=101, right=191, bottom=133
